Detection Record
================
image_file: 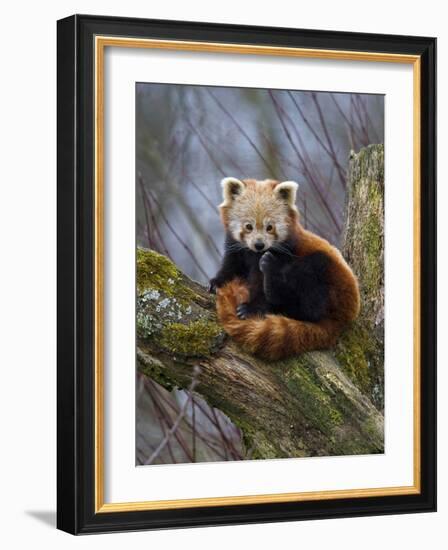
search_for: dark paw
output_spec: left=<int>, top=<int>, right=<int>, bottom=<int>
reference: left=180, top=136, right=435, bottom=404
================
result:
left=208, top=278, right=219, bottom=294
left=237, top=303, right=250, bottom=319
left=237, top=302, right=267, bottom=319
left=259, top=251, right=277, bottom=273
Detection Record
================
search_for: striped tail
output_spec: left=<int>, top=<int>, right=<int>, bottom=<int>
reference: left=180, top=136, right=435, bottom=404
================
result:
left=216, top=279, right=343, bottom=360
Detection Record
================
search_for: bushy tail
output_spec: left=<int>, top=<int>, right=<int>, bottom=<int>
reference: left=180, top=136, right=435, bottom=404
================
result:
left=216, top=279, right=343, bottom=360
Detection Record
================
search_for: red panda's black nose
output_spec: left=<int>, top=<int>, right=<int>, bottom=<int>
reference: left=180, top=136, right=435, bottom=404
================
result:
left=255, top=241, right=265, bottom=251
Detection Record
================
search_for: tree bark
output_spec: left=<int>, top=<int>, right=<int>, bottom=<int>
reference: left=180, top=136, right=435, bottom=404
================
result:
left=137, top=144, right=385, bottom=459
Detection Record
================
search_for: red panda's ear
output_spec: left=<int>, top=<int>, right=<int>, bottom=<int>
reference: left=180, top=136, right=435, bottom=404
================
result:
left=220, top=177, right=246, bottom=207
left=274, top=181, right=299, bottom=210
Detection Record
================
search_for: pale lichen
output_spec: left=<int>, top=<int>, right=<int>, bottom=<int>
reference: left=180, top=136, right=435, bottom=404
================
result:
left=341, top=144, right=385, bottom=410
left=137, top=248, right=194, bottom=303
left=137, top=248, right=226, bottom=358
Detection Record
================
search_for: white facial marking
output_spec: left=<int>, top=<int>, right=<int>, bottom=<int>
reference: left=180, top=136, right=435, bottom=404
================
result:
left=223, top=179, right=299, bottom=250
left=220, top=177, right=246, bottom=207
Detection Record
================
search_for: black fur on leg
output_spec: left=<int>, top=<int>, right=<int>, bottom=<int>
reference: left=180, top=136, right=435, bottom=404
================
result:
left=237, top=296, right=269, bottom=319
left=262, top=250, right=330, bottom=323
left=211, top=231, right=331, bottom=324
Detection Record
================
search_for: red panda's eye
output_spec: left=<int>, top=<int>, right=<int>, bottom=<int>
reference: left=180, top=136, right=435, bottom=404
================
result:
left=266, top=224, right=273, bottom=232
left=245, top=223, right=253, bottom=232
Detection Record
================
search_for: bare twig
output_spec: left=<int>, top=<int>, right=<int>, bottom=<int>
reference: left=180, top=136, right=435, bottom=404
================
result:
left=282, top=106, right=341, bottom=208
left=138, top=176, right=154, bottom=249
left=183, top=117, right=226, bottom=177
left=138, top=173, right=171, bottom=257
left=145, top=186, right=209, bottom=279
left=258, top=131, right=291, bottom=179
left=148, top=386, right=231, bottom=460
left=187, top=178, right=219, bottom=211
left=206, top=88, right=280, bottom=178
left=143, top=376, right=194, bottom=462
left=329, top=93, right=363, bottom=148
left=144, top=367, right=201, bottom=465
left=191, top=396, right=196, bottom=462
left=356, top=94, right=380, bottom=144
left=145, top=194, right=172, bottom=257
left=145, top=380, right=177, bottom=463
left=191, top=398, right=242, bottom=460
left=351, top=95, right=369, bottom=146
left=269, top=91, right=341, bottom=233
left=289, top=91, right=346, bottom=189
left=185, top=179, right=222, bottom=257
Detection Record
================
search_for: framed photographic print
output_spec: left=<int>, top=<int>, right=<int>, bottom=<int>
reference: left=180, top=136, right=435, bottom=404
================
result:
left=57, top=14, right=436, bottom=534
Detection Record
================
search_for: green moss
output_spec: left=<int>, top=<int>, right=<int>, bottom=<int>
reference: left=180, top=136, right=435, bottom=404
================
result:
left=137, top=352, right=175, bottom=391
left=136, top=248, right=226, bottom=358
left=347, top=145, right=384, bottom=324
left=239, top=426, right=286, bottom=460
left=351, top=145, right=384, bottom=186
left=283, top=357, right=344, bottom=435
left=158, top=319, right=223, bottom=357
left=341, top=145, right=384, bottom=409
left=361, top=415, right=384, bottom=452
left=360, top=185, right=383, bottom=300
left=136, top=248, right=194, bottom=303
left=335, top=325, right=372, bottom=394
left=137, top=290, right=188, bottom=339
left=335, top=321, right=384, bottom=412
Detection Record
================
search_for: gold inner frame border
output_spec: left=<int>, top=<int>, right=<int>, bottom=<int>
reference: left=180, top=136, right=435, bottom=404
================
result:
left=94, top=36, right=421, bottom=513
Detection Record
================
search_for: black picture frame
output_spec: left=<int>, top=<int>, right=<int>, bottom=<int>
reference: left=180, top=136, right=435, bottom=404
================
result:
left=57, top=14, right=436, bottom=534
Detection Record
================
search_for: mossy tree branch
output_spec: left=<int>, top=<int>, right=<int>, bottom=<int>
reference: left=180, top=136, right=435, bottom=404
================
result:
left=137, top=144, right=385, bottom=459
left=338, top=144, right=385, bottom=409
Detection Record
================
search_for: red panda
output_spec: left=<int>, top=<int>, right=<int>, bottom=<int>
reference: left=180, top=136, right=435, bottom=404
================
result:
left=210, top=177, right=360, bottom=360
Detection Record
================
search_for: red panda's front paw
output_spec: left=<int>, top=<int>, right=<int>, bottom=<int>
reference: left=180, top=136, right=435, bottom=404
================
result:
left=236, top=303, right=250, bottom=319
left=259, top=251, right=277, bottom=273
left=208, top=278, right=219, bottom=294
left=237, top=302, right=268, bottom=319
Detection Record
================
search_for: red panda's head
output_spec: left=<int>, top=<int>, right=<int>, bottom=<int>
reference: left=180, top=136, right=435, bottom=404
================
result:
left=219, top=177, right=299, bottom=253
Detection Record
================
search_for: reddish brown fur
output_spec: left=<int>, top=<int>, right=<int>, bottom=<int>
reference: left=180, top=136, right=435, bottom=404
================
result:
left=216, top=179, right=360, bottom=360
